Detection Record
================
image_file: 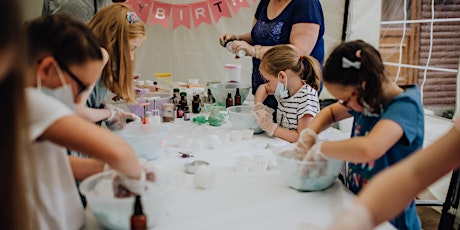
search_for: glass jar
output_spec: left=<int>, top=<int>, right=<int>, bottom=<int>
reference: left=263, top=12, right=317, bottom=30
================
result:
left=162, top=103, right=175, bottom=122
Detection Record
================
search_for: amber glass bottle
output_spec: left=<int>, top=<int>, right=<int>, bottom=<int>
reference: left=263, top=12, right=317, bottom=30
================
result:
left=234, top=88, right=241, bottom=106
left=131, top=195, right=147, bottom=230
left=226, top=92, right=233, bottom=108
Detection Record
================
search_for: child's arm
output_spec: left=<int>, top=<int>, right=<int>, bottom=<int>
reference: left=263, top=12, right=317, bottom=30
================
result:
left=254, top=83, right=270, bottom=104
left=273, top=114, right=314, bottom=143
left=329, top=127, right=460, bottom=229
left=40, top=114, right=142, bottom=180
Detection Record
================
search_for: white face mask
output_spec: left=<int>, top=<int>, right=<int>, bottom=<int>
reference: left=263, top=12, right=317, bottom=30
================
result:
left=362, top=101, right=382, bottom=117
left=274, top=75, right=289, bottom=99
left=37, top=64, right=75, bottom=111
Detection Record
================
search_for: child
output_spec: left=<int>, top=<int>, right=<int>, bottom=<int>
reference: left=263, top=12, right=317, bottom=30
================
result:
left=327, top=122, right=460, bottom=229
left=75, top=3, right=145, bottom=130
left=295, top=40, right=424, bottom=230
left=25, top=14, right=147, bottom=229
left=252, top=44, right=320, bottom=143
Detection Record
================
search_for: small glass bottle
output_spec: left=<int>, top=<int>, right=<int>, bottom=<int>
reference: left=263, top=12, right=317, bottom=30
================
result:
left=234, top=88, right=241, bottom=106
left=176, top=104, right=184, bottom=118
left=207, top=88, right=216, bottom=104
left=183, top=105, right=191, bottom=121
left=153, top=81, right=159, bottom=92
left=171, top=88, right=180, bottom=105
left=226, top=92, right=233, bottom=108
left=179, top=92, right=188, bottom=110
left=162, top=103, right=175, bottom=122
left=151, top=110, right=161, bottom=124
left=192, top=94, right=201, bottom=114
left=131, top=195, right=147, bottom=230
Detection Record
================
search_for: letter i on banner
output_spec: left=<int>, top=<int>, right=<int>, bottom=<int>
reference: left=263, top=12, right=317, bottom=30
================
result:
left=124, top=0, right=152, bottom=22
left=151, top=1, right=172, bottom=28
left=172, top=4, right=191, bottom=29
left=209, top=0, right=232, bottom=23
left=191, top=1, right=212, bottom=28
left=226, top=0, right=250, bottom=15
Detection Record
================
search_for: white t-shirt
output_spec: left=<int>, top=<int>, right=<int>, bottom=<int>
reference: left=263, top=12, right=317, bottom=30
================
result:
left=276, top=84, right=320, bottom=130
left=26, top=88, right=85, bottom=230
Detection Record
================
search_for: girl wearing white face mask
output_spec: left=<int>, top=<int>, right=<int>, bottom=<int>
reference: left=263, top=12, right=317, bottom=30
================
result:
left=25, top=14, right=149, bottom=229
left=253, top=44, right=321, bottom=143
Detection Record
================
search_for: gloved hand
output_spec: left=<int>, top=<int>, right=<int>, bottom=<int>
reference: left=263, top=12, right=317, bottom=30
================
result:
left=104, top=103, right=140, bottom=130
left=229, top=40, right=255, bottom=57
left=253, top=102, right=271, bottom=113
left=294, top=128, right=317, bottom=157
left=252, top=109, right=278, bottom=136
left=138, top=158, right=156, bottom=182
left=112, top=169, right=146, bottom=197
left=326, top=203, right=374, bottom=230
left=219, top=33, right=237, bottom=46
left=303, top=141, right=327, bottom=162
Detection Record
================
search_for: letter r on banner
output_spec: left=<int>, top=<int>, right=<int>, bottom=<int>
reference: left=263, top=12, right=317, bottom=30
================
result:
left=191, top=1, right=212, bottom=28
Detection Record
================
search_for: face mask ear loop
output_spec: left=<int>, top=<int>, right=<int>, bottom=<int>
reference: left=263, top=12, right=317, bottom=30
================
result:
left=54, top=63, right=68, bottom=87
left=37, top=73, right=42, bottom=90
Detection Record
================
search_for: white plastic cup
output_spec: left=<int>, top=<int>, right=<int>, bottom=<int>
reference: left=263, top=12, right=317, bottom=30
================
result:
left=224, top=64, right=242, bottom=83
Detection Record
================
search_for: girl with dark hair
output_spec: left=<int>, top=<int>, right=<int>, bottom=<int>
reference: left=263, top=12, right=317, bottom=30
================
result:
left=295, top=40, right=424, bottom=230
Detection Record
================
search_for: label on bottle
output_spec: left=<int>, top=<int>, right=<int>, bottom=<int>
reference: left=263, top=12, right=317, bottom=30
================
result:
left=184, top=112, right=191, bottom=121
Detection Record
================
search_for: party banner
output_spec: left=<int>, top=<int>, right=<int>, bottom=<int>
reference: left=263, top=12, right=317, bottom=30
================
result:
left=172, top=4, right=192, bottom=29
left=190, top=1, right=213, bottom=28
left=226, top=0, right=250, bottom=15
left=209, top=0, right=232, bottom=23
left=125, top=0, right=153, bottom=22
left=124, top=0, right=252, bottom=30
left=150, top=1, right=172, bottom=28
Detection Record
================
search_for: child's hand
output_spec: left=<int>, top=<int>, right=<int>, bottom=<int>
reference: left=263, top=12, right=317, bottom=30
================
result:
left=105, top=104, right=140, bottom=130
left=303, top=141, right=326, bottom=162
left=112, top=169, right=146, bottom=197
left=326, top=203, right=374, bottom=230
left=252, top=109, right=278, bottom=136
left=295, top=128, right=317, bottom=156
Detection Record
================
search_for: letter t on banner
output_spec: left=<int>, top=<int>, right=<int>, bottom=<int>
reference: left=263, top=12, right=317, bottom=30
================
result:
left=226, top=0, right=250, bottom=15
left=172, top=4, right=191, bottom=29
left=209, top=0, right=232, bottom=23
left=151, top=1, right=172, bottom=28
left=124, top=0, right=152, bottom=22
left=191, top=1, right=212, bottom=28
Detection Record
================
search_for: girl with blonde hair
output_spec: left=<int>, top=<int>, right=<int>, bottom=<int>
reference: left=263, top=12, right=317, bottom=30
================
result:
left=253, top=44, right=321, bottom=142
left=76, top=3, right=145, bottom=130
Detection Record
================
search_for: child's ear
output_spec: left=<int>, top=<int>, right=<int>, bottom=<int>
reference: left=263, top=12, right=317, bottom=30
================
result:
left=278, top=70, right=288, bottom=82
left=37, top=56, right=57, bottom=81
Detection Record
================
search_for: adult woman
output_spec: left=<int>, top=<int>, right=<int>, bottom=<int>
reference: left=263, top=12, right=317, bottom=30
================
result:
left=25, top=14, right=146, bottom=229
left=0, top=0, right=33, bottom=229
left=220, top=0, right=324, bottom=113
left=75, top=3, right=145, bottom=130
left=296, top=40, right=424, bottom=229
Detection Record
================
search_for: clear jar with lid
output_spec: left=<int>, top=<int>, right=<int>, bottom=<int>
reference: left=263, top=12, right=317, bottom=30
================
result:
left=162, top=103, right=175, bottom=122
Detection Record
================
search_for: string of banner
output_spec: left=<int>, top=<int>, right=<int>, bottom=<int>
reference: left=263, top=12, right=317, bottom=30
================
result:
left=125, top=0, right=257, bottom=29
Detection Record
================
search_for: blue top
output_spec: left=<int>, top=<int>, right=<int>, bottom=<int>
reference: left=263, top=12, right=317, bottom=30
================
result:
left=346, top=85, right=424, bottom=230
left=251, top=0, right=324, bottom=94
left=86, top=78, right=108, bottom=110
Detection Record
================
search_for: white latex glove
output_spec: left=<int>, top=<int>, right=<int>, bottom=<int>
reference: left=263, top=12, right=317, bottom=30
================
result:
left=303, top=141, right=327, bottom=162
left=326, top=203, right=374, bottom=230
left=253, top=102, right=271, bottom=113
left=230, top=40, right=255, bottom=57
left=114, top=170, right=146, bottom=196
left=295, top=128, right=317, bottom=157
left=252, top=109, right=278, bottom=136
left=104, top=103, right=140, bottom=130
left=138, top=158, right=156, bottom=182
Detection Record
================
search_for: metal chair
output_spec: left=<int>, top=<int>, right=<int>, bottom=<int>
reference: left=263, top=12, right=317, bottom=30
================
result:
left=416, top=168, right=460, bottom=230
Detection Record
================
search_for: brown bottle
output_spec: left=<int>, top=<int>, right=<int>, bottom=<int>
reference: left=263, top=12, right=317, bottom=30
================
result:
left=131, top=195, right=147, bottom=230
left=226, top=92, right=233, bottom=108
left=234, top=88, right=241, bottom=106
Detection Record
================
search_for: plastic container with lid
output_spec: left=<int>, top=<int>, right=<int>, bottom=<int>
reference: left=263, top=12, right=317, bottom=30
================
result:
left=155, top=72, right=178, bottom=91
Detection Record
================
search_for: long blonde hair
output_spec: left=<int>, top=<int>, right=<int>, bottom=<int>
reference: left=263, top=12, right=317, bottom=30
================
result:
left=88, top=3, right=145, bottom=104
left=0, top=0, right=34, bottom=229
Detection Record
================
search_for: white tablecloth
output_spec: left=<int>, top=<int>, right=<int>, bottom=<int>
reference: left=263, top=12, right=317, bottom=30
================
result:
left=84, top=115, right=396, bottom=230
